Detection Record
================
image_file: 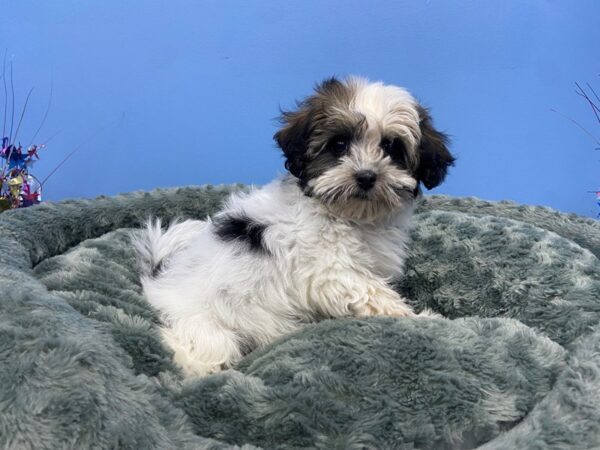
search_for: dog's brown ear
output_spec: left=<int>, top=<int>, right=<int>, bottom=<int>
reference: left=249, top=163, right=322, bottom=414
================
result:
left=274, top=77, right=345, bottom=181
left=415, top=105, right=455, bottom=190
left=274, top=105, right=312, bottom=180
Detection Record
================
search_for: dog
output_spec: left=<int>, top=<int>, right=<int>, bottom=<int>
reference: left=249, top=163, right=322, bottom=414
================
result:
left=135, top=76, right=455, bottom=377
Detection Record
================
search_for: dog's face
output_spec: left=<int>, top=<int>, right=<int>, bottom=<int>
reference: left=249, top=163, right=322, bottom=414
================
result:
left=275, top=77, right=455, bottom=221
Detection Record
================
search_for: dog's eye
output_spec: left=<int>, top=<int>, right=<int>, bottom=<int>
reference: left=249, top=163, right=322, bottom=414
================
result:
left=380, top=137, right=405, bottom=154
left=328, top=137, right=350, bottom=155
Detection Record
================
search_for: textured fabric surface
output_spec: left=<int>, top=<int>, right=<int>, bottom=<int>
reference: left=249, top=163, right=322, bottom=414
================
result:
left=1, top=187, right=599, bottom=449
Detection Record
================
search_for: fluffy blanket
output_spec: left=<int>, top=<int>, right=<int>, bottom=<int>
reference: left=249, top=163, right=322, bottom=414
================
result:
left=1, top=186, right=599, bottom=449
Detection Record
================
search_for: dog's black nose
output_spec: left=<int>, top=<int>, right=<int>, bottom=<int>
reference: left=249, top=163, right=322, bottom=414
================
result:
left=355, top=170, right=377, bottom=190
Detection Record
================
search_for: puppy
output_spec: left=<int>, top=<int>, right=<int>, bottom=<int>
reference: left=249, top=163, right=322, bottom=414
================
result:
left=135, top=76, right=454, bottom=377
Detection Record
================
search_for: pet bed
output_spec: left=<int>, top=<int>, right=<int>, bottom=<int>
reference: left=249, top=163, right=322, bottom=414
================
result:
left=1, top=185, right=599, bottom=449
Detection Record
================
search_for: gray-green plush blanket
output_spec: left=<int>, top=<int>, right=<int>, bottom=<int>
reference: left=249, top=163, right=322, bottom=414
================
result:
left=1, top=186, right=599, bottom=449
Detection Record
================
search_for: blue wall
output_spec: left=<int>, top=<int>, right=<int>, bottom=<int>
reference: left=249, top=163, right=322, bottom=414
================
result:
left=2, top=0, right=600, bottom=216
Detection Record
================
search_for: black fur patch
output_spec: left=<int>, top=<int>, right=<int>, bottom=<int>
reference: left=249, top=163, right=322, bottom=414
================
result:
left=213, top=214, right=268, bottom=253
left=381, top=136, right=409, bottom=168
left=416, top=105, right=455, bottom=190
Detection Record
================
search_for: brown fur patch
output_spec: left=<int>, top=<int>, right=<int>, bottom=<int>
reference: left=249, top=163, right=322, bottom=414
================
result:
left=275, top=77, right=365, bottom=184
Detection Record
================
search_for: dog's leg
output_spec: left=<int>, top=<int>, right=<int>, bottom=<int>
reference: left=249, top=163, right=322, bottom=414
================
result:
left=160, top=321, right=242, bottom=378
left=357, top=281, right=415, bottom=317
left=359, top=283, right=441, bottom=318
left=308, top=270, right=415, bottom=319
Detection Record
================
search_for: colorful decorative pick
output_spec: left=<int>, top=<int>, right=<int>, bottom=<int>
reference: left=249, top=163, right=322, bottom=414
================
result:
left=0, top=53, right=51, bottom=211
left=0, top=140, right=44, bottom=211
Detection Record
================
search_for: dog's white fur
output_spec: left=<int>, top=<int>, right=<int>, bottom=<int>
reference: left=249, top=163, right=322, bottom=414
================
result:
left=135, top=77, right=450, bottom=377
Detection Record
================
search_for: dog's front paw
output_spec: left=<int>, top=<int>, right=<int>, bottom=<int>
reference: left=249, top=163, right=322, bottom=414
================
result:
left=309, top=271, right=415, bottom=319
left=358, top=285, right=415, bottom=318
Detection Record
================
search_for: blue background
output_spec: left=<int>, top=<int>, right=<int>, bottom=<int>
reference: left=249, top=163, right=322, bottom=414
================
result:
left=2, top=1, right=600, bottom=216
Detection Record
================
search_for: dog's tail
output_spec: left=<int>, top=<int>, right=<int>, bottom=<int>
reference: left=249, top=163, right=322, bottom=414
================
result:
left=133, top=218, right=205, bottom=280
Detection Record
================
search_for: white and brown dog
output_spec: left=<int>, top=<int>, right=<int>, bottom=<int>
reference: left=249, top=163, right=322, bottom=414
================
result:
left=135, top=76, right=455, bottom=377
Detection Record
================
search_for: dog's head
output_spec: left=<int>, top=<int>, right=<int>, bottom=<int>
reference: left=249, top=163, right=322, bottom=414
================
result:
left=274, top=76, right=455, bottom=221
